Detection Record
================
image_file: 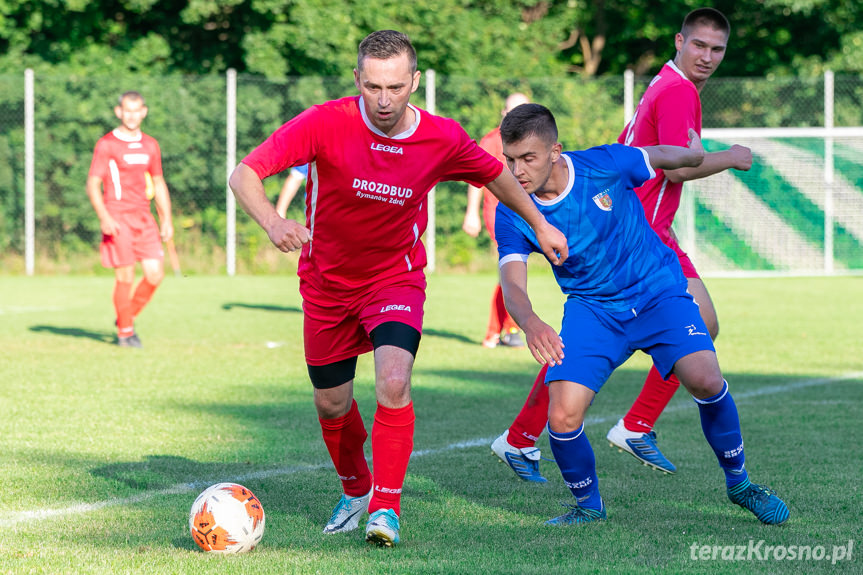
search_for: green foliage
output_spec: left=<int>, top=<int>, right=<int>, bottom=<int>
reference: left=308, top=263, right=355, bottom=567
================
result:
left=1, top=0, right=860, bottom=79
left=1, top=0, right=862, bottom=272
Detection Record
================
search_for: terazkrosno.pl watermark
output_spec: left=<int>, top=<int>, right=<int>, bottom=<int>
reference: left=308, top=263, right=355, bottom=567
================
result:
left=689, top=540, right=854, bottom=564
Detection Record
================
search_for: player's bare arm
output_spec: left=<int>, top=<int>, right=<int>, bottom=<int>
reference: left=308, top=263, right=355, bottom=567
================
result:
left=86, top=175, right=120, bottom=236
left=229, top=162, right=311, bottom=253
left=665, top=142, right=752, bottom=183
left=485, top=170, right=569, bottom=265
left=151, top=174, right=174, bottom=242
left=461, top=184, right=483, bottom=238
left=499, top=260, right=564, bottom=366
left=644, top=128, right=705, bottom=172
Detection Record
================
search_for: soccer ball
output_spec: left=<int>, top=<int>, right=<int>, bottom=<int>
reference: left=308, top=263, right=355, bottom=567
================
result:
left=189, top=482, right=265, bottom=553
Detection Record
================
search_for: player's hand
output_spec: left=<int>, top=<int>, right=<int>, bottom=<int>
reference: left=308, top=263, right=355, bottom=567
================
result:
left=160, top=221, right=174, bottom=242
left=523, top=316, right=564, bottom=367
left=536, top=222, right=568, bottom=265
left=686, top=129, right=705, bottom=167
left=729, top=144, right=753, bottom=171
left=462, top=212, right=481, bottom=237
left=100, top=215, right=120, bottom=237
left=268, top=218, right=311, bottom=253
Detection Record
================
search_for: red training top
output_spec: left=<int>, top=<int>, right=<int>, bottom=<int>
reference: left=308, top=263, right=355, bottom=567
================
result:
left=89, top=130, right=163, bottom=213
left=618, top=60, right=702, bottom=245
left=242, top=96, right=504, bottom=295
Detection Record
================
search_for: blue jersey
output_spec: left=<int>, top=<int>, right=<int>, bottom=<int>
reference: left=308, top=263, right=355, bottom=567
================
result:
left=495, top=143, right=687, bottom=315
left=291, top=164, right=309, bottom=179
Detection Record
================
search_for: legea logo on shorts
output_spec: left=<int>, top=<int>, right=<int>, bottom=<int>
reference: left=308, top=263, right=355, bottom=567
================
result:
left=380, top=304, right=411, bottom=313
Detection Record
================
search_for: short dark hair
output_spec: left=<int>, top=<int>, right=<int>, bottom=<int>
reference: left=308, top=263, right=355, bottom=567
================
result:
left=357, top=30, right=417, bottom=73
left=118, top=91, right=145, bottom=106
left=499, top=103, right=558, bottom=146
left=681, top=7, right=730, bottom=39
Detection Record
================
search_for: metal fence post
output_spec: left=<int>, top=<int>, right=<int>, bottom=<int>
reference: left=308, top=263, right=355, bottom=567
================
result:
left=425, top=68, right=436, bottom=273
left=823, top=70, right=834, bottom=274
left=623, top=69, right=634, bottom=127
left=25, top=69, right=35, bottom=276
left=226, top=69, right=237, bottom=276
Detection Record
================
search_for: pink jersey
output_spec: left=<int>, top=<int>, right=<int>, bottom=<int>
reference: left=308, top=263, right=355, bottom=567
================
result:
left=242, top=96, right=503, bottom=295
left=618, top=61, right=701, bottom=244
left=477, top=126, right=504, bottom=243
left=89, top=130, right=163, bottom=213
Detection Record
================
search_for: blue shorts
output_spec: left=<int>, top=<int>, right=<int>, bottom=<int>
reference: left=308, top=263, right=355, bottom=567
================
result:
left=546, top=291, right=714, bottom=392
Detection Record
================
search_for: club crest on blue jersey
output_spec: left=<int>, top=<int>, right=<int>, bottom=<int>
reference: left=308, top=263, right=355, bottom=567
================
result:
left=592, top=190, right=613, bottom=211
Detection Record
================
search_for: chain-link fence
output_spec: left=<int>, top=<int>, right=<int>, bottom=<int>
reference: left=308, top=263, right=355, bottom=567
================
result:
left=1, top=71, right=861, bottom=275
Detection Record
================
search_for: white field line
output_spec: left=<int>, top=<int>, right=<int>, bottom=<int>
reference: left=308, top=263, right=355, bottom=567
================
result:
left=1, top=371, right=860, bottom=528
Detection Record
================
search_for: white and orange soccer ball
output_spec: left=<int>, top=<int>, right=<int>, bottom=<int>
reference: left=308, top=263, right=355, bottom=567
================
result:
left=189, top=482, right=265, bottom=553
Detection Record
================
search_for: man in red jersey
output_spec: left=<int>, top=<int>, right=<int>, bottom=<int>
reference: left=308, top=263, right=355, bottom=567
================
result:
left=463, top=92, right=530, bottom=349
left=229, top=30, right=567, bottom=548
left=491, top=7, right=754, bottom=480
left=87, top=91, right=174, bottom=348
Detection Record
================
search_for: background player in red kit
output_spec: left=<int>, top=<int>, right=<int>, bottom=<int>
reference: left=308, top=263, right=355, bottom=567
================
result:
left=86, top=91, right=174, bottom=348
left=491, top=8, right=755, bottom=480
left=463, top=92, right=530, bottom=349
left=229, top=30, right=567, bottom=547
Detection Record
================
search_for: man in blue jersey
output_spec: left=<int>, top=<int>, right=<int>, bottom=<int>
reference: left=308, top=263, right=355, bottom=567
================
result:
left=495, top=103, right=789, bottom=526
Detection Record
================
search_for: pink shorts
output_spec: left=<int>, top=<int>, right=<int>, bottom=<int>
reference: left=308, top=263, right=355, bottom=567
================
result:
left=100, top=210, right=163, bottom=268
left=658, top=228, right=700, bottom=280
left=302, top=280, right=426, bottom=366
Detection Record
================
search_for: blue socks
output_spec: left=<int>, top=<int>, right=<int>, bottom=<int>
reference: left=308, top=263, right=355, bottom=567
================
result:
left=694, top=380, right=749, bottom=488
left=547, top=423, right=603, bottom=510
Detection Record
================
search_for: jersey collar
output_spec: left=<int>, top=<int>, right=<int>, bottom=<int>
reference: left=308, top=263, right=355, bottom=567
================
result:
left=533, top=154, right=575, bottom=207
left=358, top=96, right=421, bottom=140
left=666, top=59, right=694, bottom=87
left=111, top=129, right=143, bottom=143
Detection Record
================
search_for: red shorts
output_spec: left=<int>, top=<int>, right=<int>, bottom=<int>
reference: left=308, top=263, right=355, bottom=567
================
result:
left=659, top=229, right=700, bottom=280
left=100, top=210, right=163, bottom=268
left=302, top=279, right=426, bottom=366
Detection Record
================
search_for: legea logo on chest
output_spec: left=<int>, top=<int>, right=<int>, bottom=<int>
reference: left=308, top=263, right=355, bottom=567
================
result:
left=370, top=143, right=403, bottom=154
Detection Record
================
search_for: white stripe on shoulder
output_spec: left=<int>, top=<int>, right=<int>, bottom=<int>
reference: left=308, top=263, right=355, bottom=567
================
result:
left=635, top=147, right=656, bottom=181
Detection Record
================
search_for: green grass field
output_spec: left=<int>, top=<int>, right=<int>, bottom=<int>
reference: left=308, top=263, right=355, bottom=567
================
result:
left=1, top=273, right=860, bottom=574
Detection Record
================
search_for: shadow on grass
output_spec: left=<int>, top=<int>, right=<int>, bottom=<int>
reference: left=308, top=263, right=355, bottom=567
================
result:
left=29, top=324, right=115, bottom=344
left=422, top=327, right=476, bottom=344
left=222, top=302, right=302, bottom=313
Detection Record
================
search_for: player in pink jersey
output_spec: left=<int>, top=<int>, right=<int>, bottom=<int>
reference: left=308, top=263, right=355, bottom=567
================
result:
left=86, top=91, right=174, bottom=348
left=463, top=93, right=530, bottom=349
left=229, top=30, right=568, bottom=547
left=491, top=8, right=755, bottom=481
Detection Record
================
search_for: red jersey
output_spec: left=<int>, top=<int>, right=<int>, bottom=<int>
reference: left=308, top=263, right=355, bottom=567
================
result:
left=89, top=130, right=163, bottom=213
left=477, top=126, right=504, bottom=243
left=242, top=96, right=504, bottom=295
left=618, top=61, right=701, bottom=244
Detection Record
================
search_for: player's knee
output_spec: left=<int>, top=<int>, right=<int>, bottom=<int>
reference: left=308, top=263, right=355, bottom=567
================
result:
left=684, top=373, right=725, bottom=399
left=314, top=394, right=352, bottom=419
left=376, top=375, right=412, bottom=408
left=144, top=270, right=164, bottom=285
left=548, top=406, right=583, bottom=434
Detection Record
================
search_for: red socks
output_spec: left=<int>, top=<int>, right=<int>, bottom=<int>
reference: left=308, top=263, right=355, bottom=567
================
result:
left=319, top=401, right=415, bottom=515
left=319, top=400, right=372, bottom=497
left=369, top=402, right=415, bottom=516
left=506, top=364, right=681, bottom=447
left=508, top=365, right=550, bottom=449
left=113, top=280, right=134, bottom=337
left=114, top=278, right=159, bottom=337
left=622, top=365, right=681, bottom=433
left=130, top=278, right=159, bottom=318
